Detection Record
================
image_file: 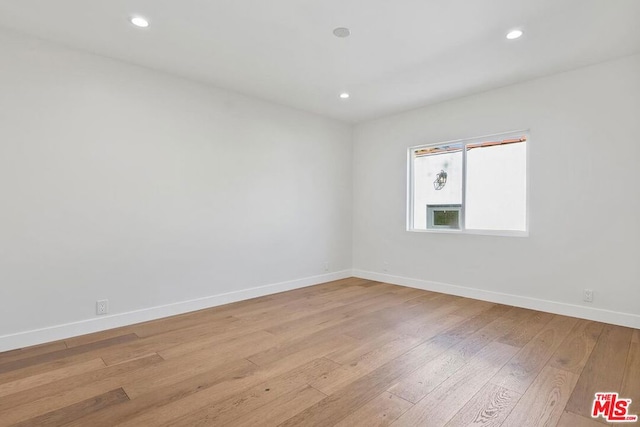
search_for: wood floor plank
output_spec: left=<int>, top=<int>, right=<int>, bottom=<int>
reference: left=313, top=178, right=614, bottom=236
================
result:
left=620, top=329, right=640, bottom=421
left=217, top=279, right=366, bottom=315
left=502, top=366, right=579, bottom=427
left=224, top=283, right=404, bottom=338
left=228, top=385, right=326, bottom=427
left=444, top=383, right=520, bottom=427
left=0, top=355, right=163, bottom=425
left=137, top=303, right=275, bottom=335
left=0, top=333, right=138, bottom=375
left=65, top=326, right=139, bottom=348
left=387, top=307, right=526, bottom=404
left=490, top=315, right=578, bottom=394
left=259, top=335, right=358, bottom=378
left=264, top=293, right=394, bottom=339
left=342, top=294, right=479, bottom=341
left=311, top=312, right=465, bottom=395
left=121, top=350, right=258, bottom=399
left=234, top=296, right=343, bottom=325
left=265, top=290, right=424, bottom=342
left=325, top=328, right=411, bottom=365
left=564, top=324, right=633, bottom=418
left=310, top=334, right=422, bottom=395
left=279, top=305, right=512, bottom=427
left=0, top=357, right=105, bottom=398
left=390, top=341, right=519, bottom=427
left=130, top=279, right=371, bottom=340
left=333, top=392, right=413, bottom=427
left=448, top=298, right=496, bottom=318
left=63, top=357, right=263, bottom=427
left=99, top=318, right=241, bottom=365
left=158, top=329, right=281, bottom=361
left=317, top=283, right=393, bottom=305
left=0, top=279, right=636, bottom=427
left=120, top=358, right=339, bottom=426
left=0, top=341, right=67, bottom=364
left=548, top=319, right=603, bottom=374
left=278, top=342, right=449, bottom=427
left=247, top=328, right=357, bottom=367
left=384, top=300, right=481, bottom=340
left=0, top=351, right=104, bottom=387
left=209, top=288, right=401, bottom=349
left=497, top=310, right=554, bottom=348
left=0, top=354, right=162, bottom=414
left=273, top=278, right=372, bottom=299
left=556, top=410, right=605, bottom=427
left=426, top=304, right=512, bottom=349
left=10, top=388, right=129, bottom=427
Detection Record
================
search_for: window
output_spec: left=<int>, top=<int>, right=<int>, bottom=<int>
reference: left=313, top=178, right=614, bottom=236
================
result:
left=427, top=204, right=461, bottom=229
left=408, top=130, right=528, bottom=235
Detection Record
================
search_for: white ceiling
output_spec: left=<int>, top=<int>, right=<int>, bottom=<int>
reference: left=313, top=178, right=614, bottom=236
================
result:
left=0, top=0, right=639, bottom=123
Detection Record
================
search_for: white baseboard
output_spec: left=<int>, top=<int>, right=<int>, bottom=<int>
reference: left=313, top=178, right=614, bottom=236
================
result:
left=353, top=270, right=640, bottom=329
left=0, top=270, right=352, bottom=353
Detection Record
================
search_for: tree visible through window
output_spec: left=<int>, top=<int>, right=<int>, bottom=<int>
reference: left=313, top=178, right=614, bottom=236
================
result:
left=408, top=131, right=528, bottom=234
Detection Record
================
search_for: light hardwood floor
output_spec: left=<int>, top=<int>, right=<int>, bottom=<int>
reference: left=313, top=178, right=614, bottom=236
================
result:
left=0, top=278, right=637, bottom=426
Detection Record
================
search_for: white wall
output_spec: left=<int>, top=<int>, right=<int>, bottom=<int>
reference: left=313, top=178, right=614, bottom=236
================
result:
left=2, top=29, right=639, bottom=352
left=353, top=54, right=640, bottom=325
left=0, top=30, right=353, bottom=348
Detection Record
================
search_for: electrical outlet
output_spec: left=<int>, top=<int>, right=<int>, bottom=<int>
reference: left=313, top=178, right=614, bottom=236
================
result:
left=323, top=262, right=329, bottom=272
left=583, top=289, right=593, bottom=303
left=383, top=261, right=389, bottom=273
left=96, top=299, right=109, bottom=315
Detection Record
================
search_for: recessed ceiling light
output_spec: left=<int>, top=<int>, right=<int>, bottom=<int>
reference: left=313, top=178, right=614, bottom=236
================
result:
left=339, top=92, right=350, bottom=99
left=130, top=16, right=150, bottom=28
left=333, top=27, right=351, bottom=38
left=506, top=29, right=523, bottom=40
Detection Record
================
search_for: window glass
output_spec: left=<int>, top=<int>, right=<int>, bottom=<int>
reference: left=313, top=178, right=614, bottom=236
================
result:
left=409, top=131, right=528, bottom=235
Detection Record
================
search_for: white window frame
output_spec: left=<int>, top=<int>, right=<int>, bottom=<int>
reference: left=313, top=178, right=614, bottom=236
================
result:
left=407, top=130, right=530, bottom=237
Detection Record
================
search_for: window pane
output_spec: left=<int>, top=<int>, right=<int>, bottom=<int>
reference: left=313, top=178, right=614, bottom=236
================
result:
left=412, top=143, right=463, bottom=230
left=427, top=205, right=461, bottom=229
left=434, top=209, right=459, bottom=227
left=465, top=140, right=527, bottom=231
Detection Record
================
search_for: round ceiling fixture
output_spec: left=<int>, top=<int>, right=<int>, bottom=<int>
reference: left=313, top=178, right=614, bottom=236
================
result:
left=506, top=29, right=523, bottom=40
left=339, top=92, right=350, bottom=99
left=333, top=27, right=351, bottom=38
left=130, top=16, right=150, bottom=28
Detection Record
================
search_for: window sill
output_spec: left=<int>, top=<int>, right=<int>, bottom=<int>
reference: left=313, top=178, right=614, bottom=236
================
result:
left=407, top=228, right=528, bottom=238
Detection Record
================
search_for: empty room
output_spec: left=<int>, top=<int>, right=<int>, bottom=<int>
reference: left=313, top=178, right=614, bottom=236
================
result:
left=0, top=1, right=639, bottom=426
